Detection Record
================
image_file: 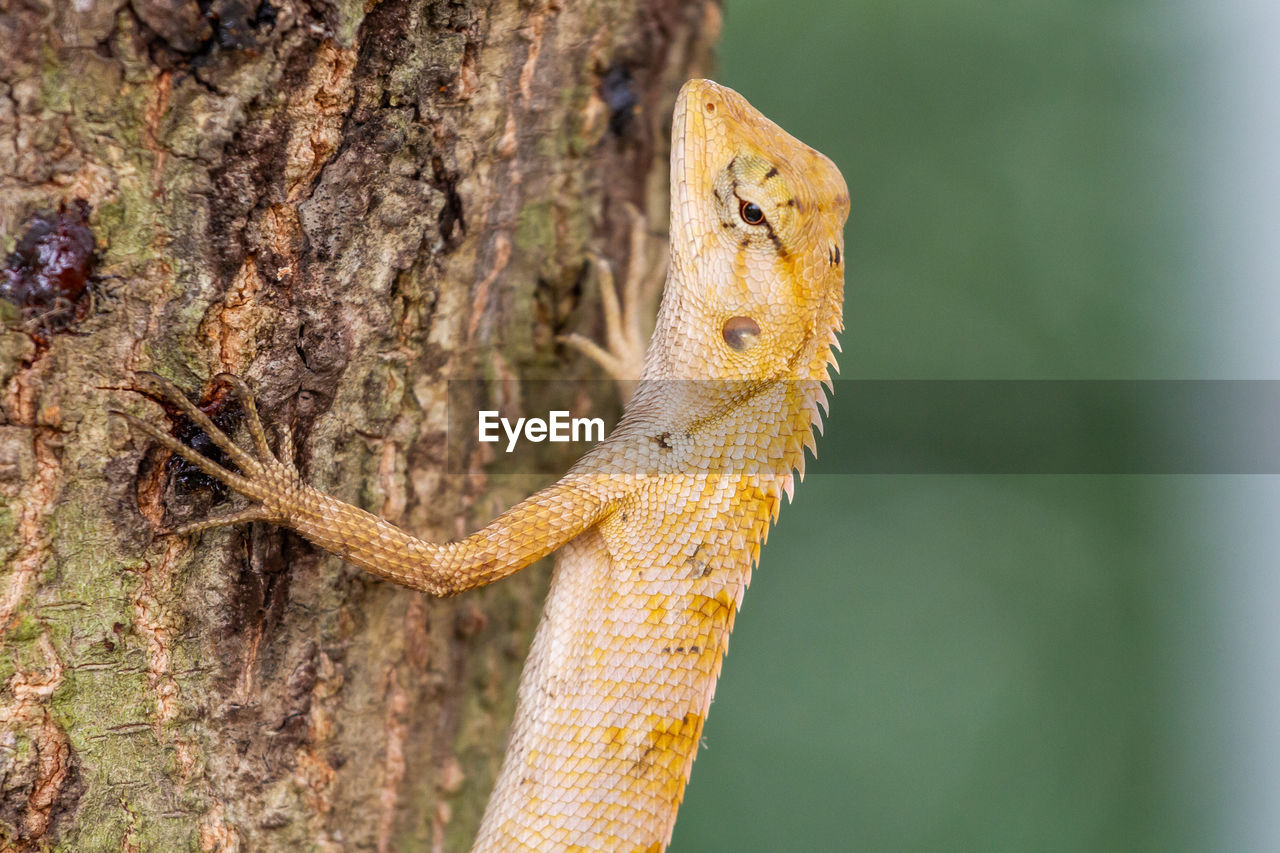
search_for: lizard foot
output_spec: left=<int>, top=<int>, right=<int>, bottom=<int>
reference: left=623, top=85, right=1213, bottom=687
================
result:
left=559, top=203, right=667, bottom=405
left=111, top=372, right=298, bottom=535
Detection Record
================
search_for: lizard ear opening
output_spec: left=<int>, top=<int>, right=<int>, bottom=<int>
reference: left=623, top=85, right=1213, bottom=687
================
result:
left=722, top=316, right=761, bottom=351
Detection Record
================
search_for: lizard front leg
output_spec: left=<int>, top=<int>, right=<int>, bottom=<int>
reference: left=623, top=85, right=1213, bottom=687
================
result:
left=112, top=372, right=617, bottom=596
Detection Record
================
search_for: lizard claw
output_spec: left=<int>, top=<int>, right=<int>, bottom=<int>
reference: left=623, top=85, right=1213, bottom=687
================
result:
left=114, top=372, right=299, bottom=534
left=559, top=204, right=666, bottom=405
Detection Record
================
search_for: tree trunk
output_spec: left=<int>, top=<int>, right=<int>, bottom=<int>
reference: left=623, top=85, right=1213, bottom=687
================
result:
left=0, top=0, right=717, bottom=848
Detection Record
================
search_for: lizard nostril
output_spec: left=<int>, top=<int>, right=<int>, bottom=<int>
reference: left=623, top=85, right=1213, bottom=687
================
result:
left=705, top=102, right=715, bottom=113
left=722, top=316, right=760, bottom=351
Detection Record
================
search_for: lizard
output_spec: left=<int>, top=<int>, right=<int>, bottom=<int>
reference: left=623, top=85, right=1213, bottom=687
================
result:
left=113, top=78, right=849, bottom=852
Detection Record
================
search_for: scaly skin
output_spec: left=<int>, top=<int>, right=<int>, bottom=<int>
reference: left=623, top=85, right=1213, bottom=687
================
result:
left=115, top=79, right=848, bottom=852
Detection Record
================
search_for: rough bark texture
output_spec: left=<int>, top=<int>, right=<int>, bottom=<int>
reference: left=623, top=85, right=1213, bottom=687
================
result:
left=0, top=0, right=718, bottom=849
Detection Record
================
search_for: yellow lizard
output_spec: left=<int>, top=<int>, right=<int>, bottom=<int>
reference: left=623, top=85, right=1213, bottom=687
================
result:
left=115, top=79, right=848, bottom=852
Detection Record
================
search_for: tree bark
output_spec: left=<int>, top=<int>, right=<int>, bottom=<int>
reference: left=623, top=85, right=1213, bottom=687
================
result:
left=0, top=0, right=717, bottom=848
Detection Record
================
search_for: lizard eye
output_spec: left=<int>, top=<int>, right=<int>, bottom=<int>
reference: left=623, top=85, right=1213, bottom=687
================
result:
left=739, top=200, right=765, bottom=226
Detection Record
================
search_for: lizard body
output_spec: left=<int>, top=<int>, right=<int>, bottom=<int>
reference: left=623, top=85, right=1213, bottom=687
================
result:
left=116, top=79, right=848, bottom=851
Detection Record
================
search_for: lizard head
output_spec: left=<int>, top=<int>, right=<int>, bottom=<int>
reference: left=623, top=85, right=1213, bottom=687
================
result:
left=656, top=78, right=849, bottom=386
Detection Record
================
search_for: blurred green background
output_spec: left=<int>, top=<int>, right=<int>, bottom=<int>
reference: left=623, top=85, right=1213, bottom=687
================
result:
left=668, top=2, right=1261, bottom=851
